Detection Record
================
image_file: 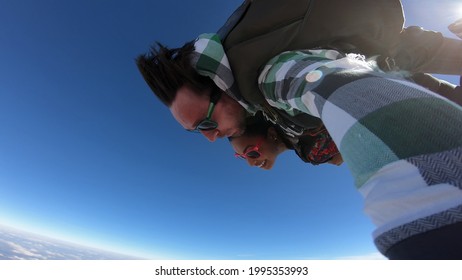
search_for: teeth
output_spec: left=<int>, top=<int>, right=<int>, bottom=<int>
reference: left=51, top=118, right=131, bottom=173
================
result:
left=257, top=160, right=266, bottom=168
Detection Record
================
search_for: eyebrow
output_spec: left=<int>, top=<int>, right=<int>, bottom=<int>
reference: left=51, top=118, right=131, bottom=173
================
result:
left=184, top=119, right=199, bottom=132
left=187, top=121, right=199, bottom=131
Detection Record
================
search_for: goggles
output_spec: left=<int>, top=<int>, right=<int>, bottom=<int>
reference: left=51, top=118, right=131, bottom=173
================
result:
left=188, top=87, right=222, bottom=133
left=234, top=139, right=263, bottom=159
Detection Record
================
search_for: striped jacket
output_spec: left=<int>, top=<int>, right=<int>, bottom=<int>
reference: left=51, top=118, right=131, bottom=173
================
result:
left=258, top=49, right=462, bottom=255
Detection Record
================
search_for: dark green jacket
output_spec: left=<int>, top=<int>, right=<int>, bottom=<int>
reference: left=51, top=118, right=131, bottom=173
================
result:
left=218, top=0, right=442, bottom=134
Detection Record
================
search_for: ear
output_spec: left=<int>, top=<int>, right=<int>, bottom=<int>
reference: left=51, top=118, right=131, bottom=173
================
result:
left=267, top=127, right=278, bottom=141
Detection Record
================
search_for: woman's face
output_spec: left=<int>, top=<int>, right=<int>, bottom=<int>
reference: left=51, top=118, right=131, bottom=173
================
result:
left=230, top=130, right=281, bottom=170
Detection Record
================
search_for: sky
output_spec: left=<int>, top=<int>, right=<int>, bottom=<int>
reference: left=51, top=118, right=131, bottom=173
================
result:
left=0, top=0, right=461, bottom=260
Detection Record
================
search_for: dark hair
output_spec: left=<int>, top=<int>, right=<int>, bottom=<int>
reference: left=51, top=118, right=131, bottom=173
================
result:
left=136, top=40, right=214, bottom=107
left=228, top=113, right=272, bottom=141
left=229, top=113, right=292, bottom=150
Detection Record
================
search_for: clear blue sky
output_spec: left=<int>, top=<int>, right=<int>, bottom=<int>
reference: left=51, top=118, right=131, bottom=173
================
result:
left=0, top=0, right=460, bottom=260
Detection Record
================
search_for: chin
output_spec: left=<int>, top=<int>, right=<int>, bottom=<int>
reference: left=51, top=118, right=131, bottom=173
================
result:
left=262, top=161, right=274, bottom=170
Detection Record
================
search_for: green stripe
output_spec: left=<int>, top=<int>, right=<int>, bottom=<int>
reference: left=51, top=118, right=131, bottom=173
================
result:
left=342, top=97, right=462, bottom=187
left=271, top=52, right=301, bottom=64
left=261, top=81, right=278, bottom=103
left=359, top=98, right=462, bottom=158
left=293, top=82, right=311, bottom=113
left=196, top=54, right=221, bottom=75
left=340, top=123, right=399, bottom=188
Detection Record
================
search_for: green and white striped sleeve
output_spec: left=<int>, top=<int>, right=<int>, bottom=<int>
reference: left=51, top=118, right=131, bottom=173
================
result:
left=258, top=49, right=462, bottom=255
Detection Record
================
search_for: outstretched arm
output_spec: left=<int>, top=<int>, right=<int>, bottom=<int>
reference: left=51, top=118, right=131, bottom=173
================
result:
left=258, top=49, right=462, bottom=256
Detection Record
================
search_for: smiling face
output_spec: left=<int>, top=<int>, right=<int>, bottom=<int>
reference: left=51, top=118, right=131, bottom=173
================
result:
left=230, top=127, right=287, bottom=170
left=170, top=85, right=247, bottom=142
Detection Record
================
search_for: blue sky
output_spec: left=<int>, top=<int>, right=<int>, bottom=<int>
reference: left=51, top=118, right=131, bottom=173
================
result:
left=0, top=0, right=461, bottom=260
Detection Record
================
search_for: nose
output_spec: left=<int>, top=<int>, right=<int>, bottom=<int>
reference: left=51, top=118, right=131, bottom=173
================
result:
left=200, top=129, right=220, bottom=142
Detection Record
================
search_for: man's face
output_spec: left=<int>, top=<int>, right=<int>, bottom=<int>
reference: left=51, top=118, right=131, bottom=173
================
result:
left=170, top=85, right=247, bottom=142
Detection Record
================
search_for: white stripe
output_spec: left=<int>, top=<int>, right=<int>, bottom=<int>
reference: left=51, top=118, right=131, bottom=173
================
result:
left=300, top=91, right=319, bottom=117
left=275, top=60, right=298, bottom=81
left=359, top=160, right=462, bottom=235
left=258, top=64, right=273, bottom=85
left=219, top=55, right=232, bottom=72
left=193, top=38, right=209, bottom=53
left=323, top=55, right=373, bottom=71
left=212, top=76, right=227, bottom=93
left=320, top=101, right=357, bottom=144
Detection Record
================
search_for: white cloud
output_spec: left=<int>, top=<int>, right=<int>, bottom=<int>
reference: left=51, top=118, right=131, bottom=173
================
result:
left=5, top=241, right=43, bottom=259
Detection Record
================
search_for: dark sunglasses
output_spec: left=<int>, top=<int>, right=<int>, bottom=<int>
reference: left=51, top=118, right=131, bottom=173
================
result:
left=234, top=139, right=263, bottom=159
left=188, top=87, right=222, bottom=133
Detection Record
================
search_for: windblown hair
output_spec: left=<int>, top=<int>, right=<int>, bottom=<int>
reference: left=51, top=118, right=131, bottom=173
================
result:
left=136, top=40, right=214, bottom=107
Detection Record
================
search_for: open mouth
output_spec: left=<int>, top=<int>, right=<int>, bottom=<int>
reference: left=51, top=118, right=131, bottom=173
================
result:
left=257, top=160, right=267, bottom=168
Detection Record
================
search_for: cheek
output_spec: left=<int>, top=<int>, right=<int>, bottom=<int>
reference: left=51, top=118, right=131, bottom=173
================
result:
left=261, top=150, right=275, bottom=162
left=261, top=142, right=278, bottom=159
left=221, top=101, right=244, bottom=126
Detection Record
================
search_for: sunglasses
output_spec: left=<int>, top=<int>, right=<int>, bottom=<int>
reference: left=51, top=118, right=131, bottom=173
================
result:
left=188, top=87, right=222, bottom=133
left=234, top=139, right=263, bottom=159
